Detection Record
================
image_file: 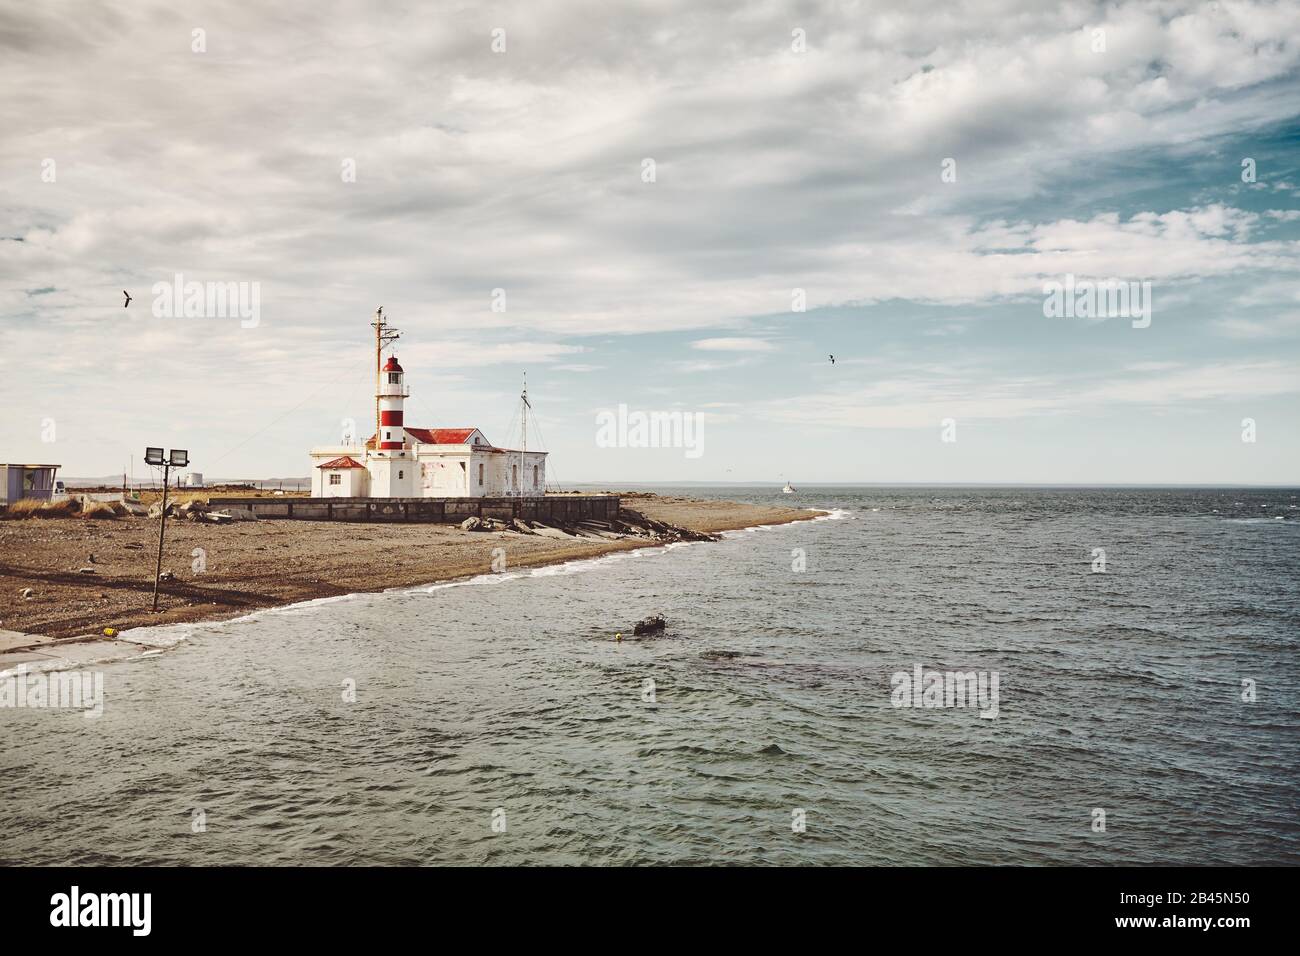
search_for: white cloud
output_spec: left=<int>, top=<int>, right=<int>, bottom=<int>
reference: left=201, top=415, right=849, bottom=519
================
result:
left=1212, top=313, right=1300, bottom=339
left=762, top=360, right=1300, bottom=430
left=2, top=0, right=1298, bottom=478
left=394, top=341, right=587, bottom=369
left=691, top=337, right=775, bottom=352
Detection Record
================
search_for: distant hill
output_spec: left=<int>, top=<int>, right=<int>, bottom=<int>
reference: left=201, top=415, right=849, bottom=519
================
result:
left=61, top=475, right=311, bottom=489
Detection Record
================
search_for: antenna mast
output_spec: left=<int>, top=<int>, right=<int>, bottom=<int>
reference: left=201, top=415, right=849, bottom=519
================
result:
left=520, top=372, right=529, bottom=497
left=370, top=306, right=400, bottom=450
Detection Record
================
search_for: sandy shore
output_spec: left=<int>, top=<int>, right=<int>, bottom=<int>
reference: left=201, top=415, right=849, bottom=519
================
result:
left=0, top=494, right=818, bottom=648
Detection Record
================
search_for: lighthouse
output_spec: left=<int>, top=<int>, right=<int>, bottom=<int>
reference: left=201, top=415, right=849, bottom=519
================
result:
left=379, top=355, right=406, bottom=448
left=309, top=308, right=549, bottom=498
left=368, top=352, right=416, bottom=497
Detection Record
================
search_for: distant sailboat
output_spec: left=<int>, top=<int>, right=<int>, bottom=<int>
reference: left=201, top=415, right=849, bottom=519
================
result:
left=782, top=480, right=795, bottom=494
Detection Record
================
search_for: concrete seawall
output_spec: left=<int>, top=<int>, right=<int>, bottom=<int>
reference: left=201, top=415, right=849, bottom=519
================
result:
left=206, top=495, right=622, bottom=524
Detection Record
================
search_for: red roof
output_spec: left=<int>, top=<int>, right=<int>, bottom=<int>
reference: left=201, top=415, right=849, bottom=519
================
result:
left=366, top=427, right=485, bottom=448
left=317, top=455, right=366, bottom=469
left=383, top=356, right=403, bottom=372
left=410, top=427, right=480, bottom=444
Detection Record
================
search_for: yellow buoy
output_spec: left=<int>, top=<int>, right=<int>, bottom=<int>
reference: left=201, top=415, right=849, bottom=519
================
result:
left=103, top=627, right=117, bottom=638
left=615, top=633, right=622, bottom=642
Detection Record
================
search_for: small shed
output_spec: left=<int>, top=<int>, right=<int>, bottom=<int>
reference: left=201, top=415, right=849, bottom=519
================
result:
left=0, top=463, right=61, bottom=505
left=315, top=456, right=368, bottom=497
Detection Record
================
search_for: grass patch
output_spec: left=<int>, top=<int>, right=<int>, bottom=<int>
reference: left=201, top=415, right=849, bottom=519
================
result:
left=2, top=497, right=128, bottom=519
left=2, top=497, right=80, bottom=519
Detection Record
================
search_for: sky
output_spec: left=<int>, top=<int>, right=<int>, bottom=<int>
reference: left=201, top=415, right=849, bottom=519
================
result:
left=1, top=0, right=1298, bottom=484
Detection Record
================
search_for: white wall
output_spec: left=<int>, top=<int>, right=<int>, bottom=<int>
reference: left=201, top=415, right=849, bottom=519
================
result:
left=472, top=450, right=547, bottom=496
left=309, top=446, right=365, bottom=496
left=308, top=444, right=546, bottom=498
left=420, top=457, right=470, bottom=496
left=320, top=467, right=365, bottom=497
left=369, top=452, right=416, bottom=497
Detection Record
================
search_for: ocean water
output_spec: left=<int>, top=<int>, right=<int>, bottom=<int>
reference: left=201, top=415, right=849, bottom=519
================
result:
left=2, top=486, right=1297, bottom=866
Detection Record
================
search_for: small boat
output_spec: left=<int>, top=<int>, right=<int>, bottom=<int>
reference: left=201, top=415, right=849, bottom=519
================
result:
left=633, top=614, right=666, bottom=636
left=782, top=482, right=795, bottom=494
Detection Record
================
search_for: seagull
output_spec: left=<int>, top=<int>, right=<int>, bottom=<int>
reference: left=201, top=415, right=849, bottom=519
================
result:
left=123, top=290, right=132, bottom=307
left=829, top=354, right=835, bottom=365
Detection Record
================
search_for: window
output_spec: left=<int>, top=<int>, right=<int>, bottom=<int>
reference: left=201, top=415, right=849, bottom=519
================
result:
left=329, top=473, right=341, bottom=486
left=388, top=372, right=400, bottom=383
left=385, top=431, right=391, bottom=440
left=512, top=464, right=518, bottom=489
left=533, top=465, right=539, bottom=488
left=473, top=436, right=480, bottom=445
left=398, top=470, right=404, bottom=479
left=478, top=463, right=484, bottom=486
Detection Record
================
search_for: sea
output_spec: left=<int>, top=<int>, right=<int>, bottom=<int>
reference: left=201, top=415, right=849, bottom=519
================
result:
left=2, top=486, right=1297, bottom=865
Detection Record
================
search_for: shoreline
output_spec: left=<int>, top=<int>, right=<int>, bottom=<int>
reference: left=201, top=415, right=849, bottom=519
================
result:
left=0, top=495, right=824, bottom=667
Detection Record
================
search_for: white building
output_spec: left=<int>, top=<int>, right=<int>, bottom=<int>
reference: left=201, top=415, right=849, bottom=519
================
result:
left=1, top=463, right=61, bottom=505
left=309, top=353, right=547, bottom=498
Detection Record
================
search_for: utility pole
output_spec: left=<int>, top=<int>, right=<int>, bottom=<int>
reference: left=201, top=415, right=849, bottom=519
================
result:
left=146, top=447, right=189, bottom=612
left=370, top=306, right=400, bottom=450
left=152, top=460, right=170, bottom=612
left=520, top=372, right=529, bottom=498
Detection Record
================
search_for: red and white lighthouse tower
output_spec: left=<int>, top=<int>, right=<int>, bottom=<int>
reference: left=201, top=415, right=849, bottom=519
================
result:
left=378, top=355, right=406, bottom=449
left=366, top=307, right=415, bottom=497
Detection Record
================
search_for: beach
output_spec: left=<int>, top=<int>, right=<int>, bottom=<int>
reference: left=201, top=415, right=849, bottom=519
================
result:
left=0, top=494, right=817, bottom=646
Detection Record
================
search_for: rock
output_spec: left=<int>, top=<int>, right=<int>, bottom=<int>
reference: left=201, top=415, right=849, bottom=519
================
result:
left=460, top=516, right=482, bottom=531
left=510, top=518, right=535, bottom=535
left=76, top=567, right=97, bottom=575
left=633, top=614, right=667, bottom=636
left=203, top=512, right=234, bottom=524
left=158, top=570, right=175, bottom=582
left=20, top=587, right=34, bottom=600
left=180, top=500, right=210, bottom=521
left=700, top=650, right=745, bottom=660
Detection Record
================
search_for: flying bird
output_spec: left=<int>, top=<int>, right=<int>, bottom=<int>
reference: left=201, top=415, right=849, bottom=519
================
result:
left=829, top=354, right=835, bottom=365
left=123, top=290, right=132, bottom=307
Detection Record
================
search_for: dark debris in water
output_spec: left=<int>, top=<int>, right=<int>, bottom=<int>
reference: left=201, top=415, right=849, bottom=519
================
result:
left=699, top=649, right=754, bottom=661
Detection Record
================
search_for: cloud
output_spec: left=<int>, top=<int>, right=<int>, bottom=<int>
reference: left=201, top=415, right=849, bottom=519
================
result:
left=1212, top=313, right=1300, bottom=339
left=761, top=360, right=1300, bottom=430
left=1, top=0, right=1298, bottom=479
left=552, top=363, right=603, bottom=373
left=4, top=2, right=1298, bottom=339
left=397, top=341, right=588, bottom=369
left=691, top=337, right=775, bottom=352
